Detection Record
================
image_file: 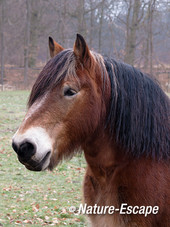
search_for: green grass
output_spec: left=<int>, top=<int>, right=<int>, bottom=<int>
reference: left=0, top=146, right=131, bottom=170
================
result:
left=0, top=91, right=87, bottom=226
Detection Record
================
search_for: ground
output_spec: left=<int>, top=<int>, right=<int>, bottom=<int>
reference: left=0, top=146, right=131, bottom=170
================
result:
left=0, top=91, right=87, bottom=226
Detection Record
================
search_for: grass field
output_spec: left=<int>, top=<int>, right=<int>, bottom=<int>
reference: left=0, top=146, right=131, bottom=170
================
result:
left=0, top=91, right=87, bottom=226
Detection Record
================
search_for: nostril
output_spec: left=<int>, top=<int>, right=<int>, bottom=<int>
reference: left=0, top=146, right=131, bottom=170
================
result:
left=18, top=142, right=36, bottom=158
left=12, top=140, right=36, bottom=160
left=12, top=141, right=19, bottom=154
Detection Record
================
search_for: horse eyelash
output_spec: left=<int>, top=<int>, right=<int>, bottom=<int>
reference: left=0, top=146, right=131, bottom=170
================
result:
left=64, top=87, right=77, bottom=96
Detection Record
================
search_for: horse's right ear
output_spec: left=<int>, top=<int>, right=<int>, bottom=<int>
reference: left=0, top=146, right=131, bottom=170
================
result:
left=74, top=34, right=91, bottom=68
left=49, top=37, right=64, bottom=58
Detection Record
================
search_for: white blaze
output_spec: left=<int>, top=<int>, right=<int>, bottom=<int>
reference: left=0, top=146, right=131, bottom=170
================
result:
left=12, top=93, right=52, bottom=170
left=24, top=94, right=47, bottom=122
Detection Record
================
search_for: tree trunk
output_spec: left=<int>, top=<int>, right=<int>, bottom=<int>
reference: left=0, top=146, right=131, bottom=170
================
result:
left=58, top=0, right=66, bottom=46
left=24, top=0, right=31, bottom=87
left=149, top=0, right=156, bottom=75
left=143, top=33, right=149, bottom=70
left=28, top=0, right=39, bottom=67
left=89, top=0, right=94, bottom=48
left=77, top=0, right=86, bottom=37
left=0, top=0, right=5, bottom=90
left=124, top=0, right=141, bottom=65
left=143, top=0, right=156, bottom=74
left=98, top=0, right=105, bottom=53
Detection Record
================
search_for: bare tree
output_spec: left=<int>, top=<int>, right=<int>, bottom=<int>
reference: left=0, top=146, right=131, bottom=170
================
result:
left=76, top=0, right=87, bottom=37
left=24, top=0, right=31, bottom=87
left=89, top=0, right=95, bottom=48
left=98, top=0, right=105, bottom=52
left=0, top=0, right=169, bottom=89
left=124, top=0, right=141, bottom=65
left=141, top=0, right=157, bottom=74
left=148, top=0, right=156, bottom=74
left=59, top=0, right=67, bottom=46
left=28, top=0, right=40, bottom=67
left=0, top=0, right=5, bottom=90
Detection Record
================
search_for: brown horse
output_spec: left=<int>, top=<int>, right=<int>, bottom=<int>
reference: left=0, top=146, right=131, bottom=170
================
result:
left=12, top=34, right=170, bottom=227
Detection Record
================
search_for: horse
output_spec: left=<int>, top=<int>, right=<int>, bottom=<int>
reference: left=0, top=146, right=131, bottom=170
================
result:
left=12, top=34, right=170, bottom=227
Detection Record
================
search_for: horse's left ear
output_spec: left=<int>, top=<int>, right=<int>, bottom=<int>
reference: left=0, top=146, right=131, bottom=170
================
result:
left=74, top=34, right=91, bottom=67
left=49, top=37, right=64, bottom=58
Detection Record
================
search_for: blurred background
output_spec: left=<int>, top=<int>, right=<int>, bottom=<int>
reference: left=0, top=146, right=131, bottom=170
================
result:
left=0, top=0, right=170, bottom=91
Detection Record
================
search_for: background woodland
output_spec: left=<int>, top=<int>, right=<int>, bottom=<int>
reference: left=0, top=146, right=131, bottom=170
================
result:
left=0, top=0, right=170, bottom=90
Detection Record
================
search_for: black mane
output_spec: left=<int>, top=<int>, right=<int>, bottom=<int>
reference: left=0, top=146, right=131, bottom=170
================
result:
left=104, top=58, right=170, bottom=159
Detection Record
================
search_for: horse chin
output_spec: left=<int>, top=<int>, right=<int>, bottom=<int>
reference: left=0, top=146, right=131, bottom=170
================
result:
left=18, top=151, right=51, bottom=172
left=25, top=164, right=42, bottom=172
left=47, top=158, right=59, bottom=171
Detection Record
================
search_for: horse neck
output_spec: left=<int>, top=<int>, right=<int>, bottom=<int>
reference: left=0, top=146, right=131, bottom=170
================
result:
left=83, top=131, right=129, bottom=184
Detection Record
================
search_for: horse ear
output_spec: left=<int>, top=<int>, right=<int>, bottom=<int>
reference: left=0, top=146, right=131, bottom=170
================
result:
left=74, top=34, right=91, bottom=67
left=49, top=37, right=64, bottom=58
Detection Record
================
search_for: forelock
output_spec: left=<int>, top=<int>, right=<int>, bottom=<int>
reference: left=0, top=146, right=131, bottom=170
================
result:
left=28, top=49, right=77, bottom=107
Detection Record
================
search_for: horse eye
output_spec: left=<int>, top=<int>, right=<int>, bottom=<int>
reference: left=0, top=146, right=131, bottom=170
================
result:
left=64, top=87, right=77, bottom=97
